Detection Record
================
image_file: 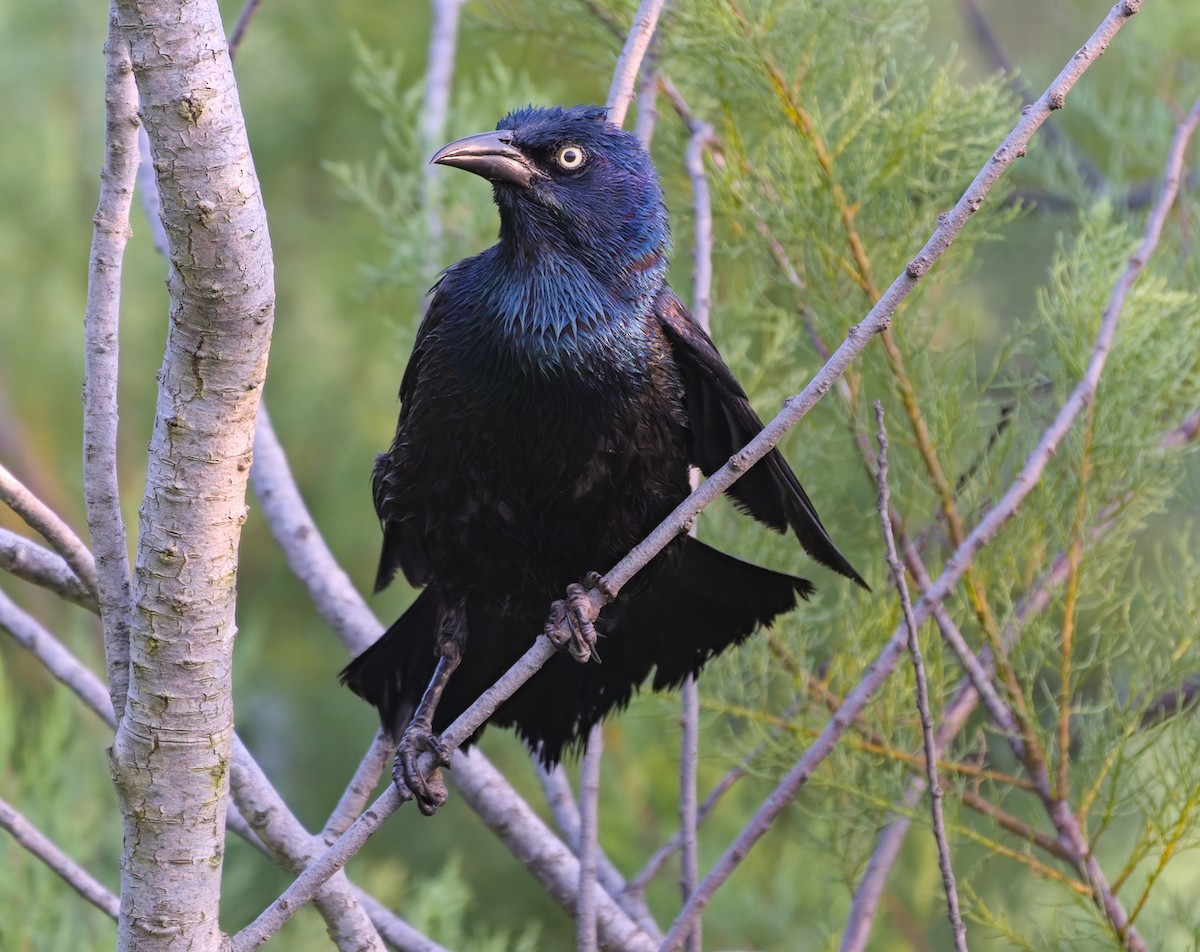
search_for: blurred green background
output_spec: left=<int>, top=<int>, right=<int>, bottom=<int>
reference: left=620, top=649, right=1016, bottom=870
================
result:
left=2, top=0, right=1198, bottom=949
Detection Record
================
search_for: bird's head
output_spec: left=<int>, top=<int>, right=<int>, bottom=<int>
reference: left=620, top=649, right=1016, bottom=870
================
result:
left=431, top=105, right=670, bottom=292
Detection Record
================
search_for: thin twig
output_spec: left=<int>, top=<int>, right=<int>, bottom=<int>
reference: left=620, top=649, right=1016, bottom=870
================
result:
left=576, top=723, right=604, bottom=952
left=84, top=6, right=138, bottom=720
left=228, top=0, right=264, bottom=59
left=0, top=527, right=97, bottom=612
left=874, top=404, right=967, bottom=952
left=1159, top=409, right=1200, bottom=449
left=538, top=763, right=662, bottom=938
left=0, top=795, right=120, bottom=920
left=421, top=0, right=467, bottom=263
left=321, top=730, right=392, bottom=841
left=843, top=529, right=1082, bottom=951
left=0, top=587, right=115, bottom=727
left=959, top=790, right=1073, bottom=864
left=605, top=0, right=668, bottom=126
left=677, top=676, right=701, bottom=952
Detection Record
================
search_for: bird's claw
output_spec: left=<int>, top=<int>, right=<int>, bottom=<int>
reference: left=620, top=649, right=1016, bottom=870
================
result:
left=394, top=724, right=451, bottom=816
left=545, top=581, right=601, bottom=663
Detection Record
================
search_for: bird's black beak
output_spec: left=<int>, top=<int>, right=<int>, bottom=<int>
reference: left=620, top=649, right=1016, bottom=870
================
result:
left=431, top=130, right=538, bottom=188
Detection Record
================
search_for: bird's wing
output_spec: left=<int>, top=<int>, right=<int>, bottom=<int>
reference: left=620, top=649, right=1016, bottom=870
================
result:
left=655, top=286, right=867, bottom=588
left=371, top=281, right=457, bottom=593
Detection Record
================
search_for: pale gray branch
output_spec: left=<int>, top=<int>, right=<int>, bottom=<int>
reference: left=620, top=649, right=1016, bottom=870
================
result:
left=873, top=405, right=966, bottom=952
left=228, top=737, right=387, bottom=952
left=231, top=786, right=404, bottom=952
left=677, top=676, right=701, bottom=952
left=250, top=408, right=379, bottom=656
left=0, top=795, right=120, bottom=920
left=322, top=730, right=392, bottom=841
left=576, top=723, right=604, bottom=952
left=538, top=763, right=662, bottom=939
left=605, top=0, right=668, bottom=126
left=83, top=5, right=138, bottom=721
left=0, top=527, right=97, bottom=612
left=110, top=0, right=277, bottom=943
left=0, top=462, right=98, bottom=599
left=421, top=0, right=468, bottom=262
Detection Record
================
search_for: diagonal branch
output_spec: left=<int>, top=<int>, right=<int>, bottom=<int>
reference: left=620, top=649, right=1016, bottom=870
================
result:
left=0, top=528, right=97, bottom=612
left=0, top=795, right=120, bottom=921
left=0, top=463, right=98, bottom=599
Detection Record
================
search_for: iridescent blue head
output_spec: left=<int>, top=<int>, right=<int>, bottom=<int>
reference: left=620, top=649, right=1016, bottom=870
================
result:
left=431, top=105, right=671, bottom=303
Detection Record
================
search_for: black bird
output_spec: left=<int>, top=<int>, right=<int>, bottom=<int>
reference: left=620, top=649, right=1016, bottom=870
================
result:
left=341, top=105, right=865, bottom=813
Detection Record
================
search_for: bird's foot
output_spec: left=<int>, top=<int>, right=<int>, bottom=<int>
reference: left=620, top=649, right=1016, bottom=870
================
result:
left=394, top=723, right=451, bottom=816
left=545, top=575, right=606, bottom=663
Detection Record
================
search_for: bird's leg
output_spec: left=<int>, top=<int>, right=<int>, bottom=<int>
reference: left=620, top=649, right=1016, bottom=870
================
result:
left=545, top=571, right=610, bottom=664
left=395, top=598, right=466, bottom=816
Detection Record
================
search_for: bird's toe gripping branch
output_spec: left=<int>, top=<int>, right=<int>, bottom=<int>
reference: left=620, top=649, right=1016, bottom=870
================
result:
left=544, top=573, right=612, bottom=664
left=395, top=723, right=452, bottom=817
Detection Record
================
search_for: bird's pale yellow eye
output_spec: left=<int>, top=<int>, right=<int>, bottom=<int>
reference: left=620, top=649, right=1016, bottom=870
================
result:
left=556, top=144, right=586, bottom=170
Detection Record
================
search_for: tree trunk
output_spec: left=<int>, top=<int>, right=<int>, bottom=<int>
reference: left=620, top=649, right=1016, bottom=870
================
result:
left=107, top=1, right=275, bottom=948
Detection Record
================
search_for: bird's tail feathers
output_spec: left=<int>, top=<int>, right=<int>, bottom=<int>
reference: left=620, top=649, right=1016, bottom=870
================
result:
left=339, top=587, right=439, bottom=740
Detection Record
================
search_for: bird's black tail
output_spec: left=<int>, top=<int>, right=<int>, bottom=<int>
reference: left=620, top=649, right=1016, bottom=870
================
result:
left=340, top=539, right=813, bottom=765
left=495, top=538, right=813, bottom=763
left=339, top=587, right=440, bottom=741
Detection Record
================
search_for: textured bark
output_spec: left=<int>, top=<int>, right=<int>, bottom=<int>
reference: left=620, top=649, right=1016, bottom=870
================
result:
left=107, top=1, right=274, bottom=949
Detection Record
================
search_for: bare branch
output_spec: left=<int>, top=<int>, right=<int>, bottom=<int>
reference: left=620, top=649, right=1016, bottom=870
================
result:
left=538, top=763, right=662, bottom=938
left=576, top=723, right=604, bottom=952
left=0, top=463, right=98, bottom=598
left=322, top=730, right=392, bottom=841
left=628, top=696, right=805, bottom=898
left=231, top=785, right=404, bottom=952
left=228, top=737, right=388, bottom=952
left=228, top=0, right=264, bottom=58
left=1159, top=409, right=1200, bottom=449
left=238, top=746, right=658, bottom=952
left=453, top=748, right=657, bottom=952
left=83, top=6, right=138, bottom=720
left=0, top=528, right=97, bottom=612
left=677, top=676, right=701, bottom=952
left=873, top=404, right=966, bottom=952
left=421, top=0, right=468, bottom=262
left=605, top=0, right=668, bottom=126
left=134, top=125, right=171, bottom=258
left=0, top=795, right=120, bottom=920
left=250, top=408, right=379, bottom=656
left=0, top=587, right=115, bottom=727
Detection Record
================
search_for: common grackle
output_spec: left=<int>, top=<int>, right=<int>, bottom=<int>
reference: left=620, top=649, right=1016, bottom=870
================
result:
left=341, top=105, right=866, bottom=813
